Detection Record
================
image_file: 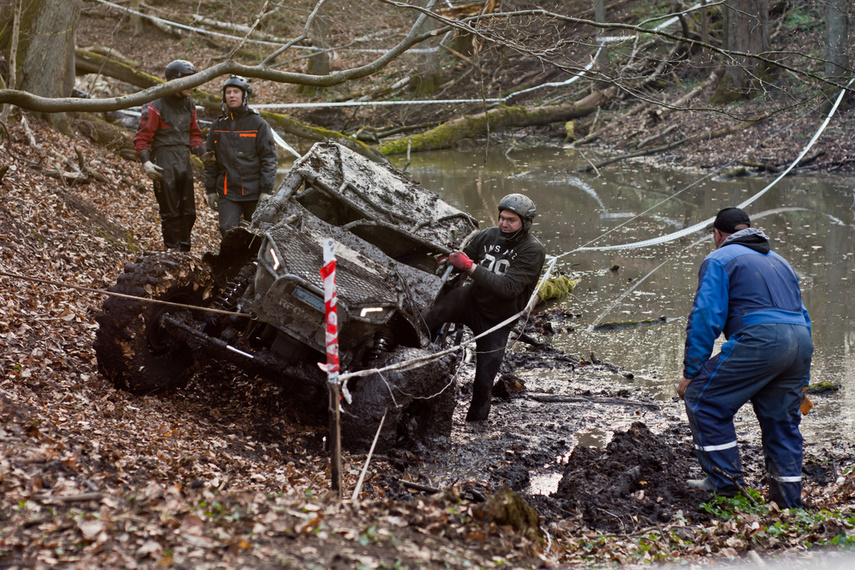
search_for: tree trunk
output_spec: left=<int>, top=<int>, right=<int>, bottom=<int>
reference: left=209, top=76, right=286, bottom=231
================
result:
left=712, top=0, right=769, bottom=102
left=130, top=0, right=142, bottom=36
left=700, top=0, right=709, bottom=48
left=825, top=0, right=849, bottom=81
left=593, top=0, right=612, bottom=90
left=296, top=10, right=331, bottom=97
left=593, top=0, right=605, bottom=25
left=378, top=87, right=616, bottom=154
left=411, top=0, right=442, bottom=96
left=14, top=0, right=81, bottom=131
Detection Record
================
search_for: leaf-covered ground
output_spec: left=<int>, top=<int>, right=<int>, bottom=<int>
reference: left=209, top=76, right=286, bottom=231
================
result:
left=2, top=113, right=855, bottom=568
left=2, top=0, right=855, bottom=567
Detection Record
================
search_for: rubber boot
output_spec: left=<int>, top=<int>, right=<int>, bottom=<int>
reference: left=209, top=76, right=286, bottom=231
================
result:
left=178, top=213, right=194, bottom=251
left=161, top=218, right=183, bottom=250
left=466, top=384, right=492, bottom=422
left=769, top=478, right=802, bottom=509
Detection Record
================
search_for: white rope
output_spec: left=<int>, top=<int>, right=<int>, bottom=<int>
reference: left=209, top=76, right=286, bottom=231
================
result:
left=338, top=255, right=558, bottom=384
left=586, top=206, right=811, bottom=329
left=573, top=75, right=855, bottom=253
left=269, top=129, right=302, bottom=158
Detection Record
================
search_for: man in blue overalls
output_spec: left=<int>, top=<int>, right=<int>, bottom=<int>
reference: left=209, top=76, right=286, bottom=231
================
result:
left=677, top=207, right=813, bottom=509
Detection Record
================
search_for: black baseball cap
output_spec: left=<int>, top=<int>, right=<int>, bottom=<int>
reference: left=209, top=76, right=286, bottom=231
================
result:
left=709, top=207, right=751, bottom=234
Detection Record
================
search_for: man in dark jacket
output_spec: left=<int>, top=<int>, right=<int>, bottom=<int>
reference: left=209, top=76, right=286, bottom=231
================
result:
left=204, top=75, right=278, bottom=236
left=134, top=60, right=207, bottom=251
left=677, top=207, right=813, bottom=509
left=425, top=193, right=545, bottom=422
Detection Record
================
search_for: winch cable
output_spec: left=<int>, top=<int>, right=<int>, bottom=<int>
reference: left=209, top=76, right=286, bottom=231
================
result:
left=539, top=76, right=854, bottom=334
left=0, top=270, right=254, bottom=318
left=339, top=255, right=558, bottom=390
left=585, top=206, right=823, bottom=330
left=565, top=169, right=720, bottom=254
left=566, top=74, right=855, bottom=255
left=340, top=68, right=850, bottom=394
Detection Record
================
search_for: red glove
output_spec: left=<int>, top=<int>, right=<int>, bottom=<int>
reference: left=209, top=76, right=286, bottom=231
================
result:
left=448, top=252, right=473, bottom=271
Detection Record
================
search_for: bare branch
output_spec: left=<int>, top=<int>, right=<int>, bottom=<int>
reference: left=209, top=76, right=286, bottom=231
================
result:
left=0, top=0, right=444, bottom=114
left=261, top=0, right=329, bottom=66
left=227, top=0, right=271, bottom=60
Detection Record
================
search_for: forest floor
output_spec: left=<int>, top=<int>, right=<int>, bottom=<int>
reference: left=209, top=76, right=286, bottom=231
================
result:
left=2, top=115, right=855, bottom=569
left=1, top=0, right=855, bottom=568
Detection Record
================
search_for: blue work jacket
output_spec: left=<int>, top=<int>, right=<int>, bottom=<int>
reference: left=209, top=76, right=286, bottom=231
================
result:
left=683, top=228, right=811, bottom=379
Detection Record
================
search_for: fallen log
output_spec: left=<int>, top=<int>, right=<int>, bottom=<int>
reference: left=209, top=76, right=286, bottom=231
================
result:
left=72, top=113, right=137, bottom=161
left=75, top=48, right=161, bottom=91
left=378, top=87, right=617, bottom=155
left=524, top=393, right=659, bottom=410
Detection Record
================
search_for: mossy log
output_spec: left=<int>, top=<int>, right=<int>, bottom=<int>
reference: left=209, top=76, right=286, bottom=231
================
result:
left=75, top=49, right=160, bottom=91
left=71, top=113, right=136, bottom=161
left=378, top=87, right=617, bottom=155
left=475, top=486, right=542, bottom=543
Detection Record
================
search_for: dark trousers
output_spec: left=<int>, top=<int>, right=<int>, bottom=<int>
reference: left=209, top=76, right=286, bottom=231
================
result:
left=425, top=284, right=511, bottom=421
left=684, top=323, right=813, bottom=508
left=152, top=150, right=196, bottom=251
left=218, top=198, right=258, bottom=236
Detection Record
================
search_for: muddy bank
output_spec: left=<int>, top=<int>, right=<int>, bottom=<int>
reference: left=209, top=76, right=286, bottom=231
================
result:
left=374, top=339, right=854, bottom=535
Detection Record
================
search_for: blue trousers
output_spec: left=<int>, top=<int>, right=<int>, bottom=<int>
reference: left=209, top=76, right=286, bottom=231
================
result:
left=684, top=323, right=812, bottom=508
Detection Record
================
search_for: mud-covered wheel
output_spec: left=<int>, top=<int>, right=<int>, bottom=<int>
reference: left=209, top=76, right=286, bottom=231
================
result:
left=94, top=252, right=216, bottom=395
left=341, top=346, right=457, bottom=451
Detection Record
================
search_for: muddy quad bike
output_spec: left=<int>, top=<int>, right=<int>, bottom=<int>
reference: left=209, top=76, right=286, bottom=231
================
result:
left=95, top=142, right=479, bottom=450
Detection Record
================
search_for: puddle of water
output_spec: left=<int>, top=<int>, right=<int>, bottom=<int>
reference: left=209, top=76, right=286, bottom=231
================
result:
left=575, top=427, right=608, bottom=448
left=399, top=146, right=855, bottom=444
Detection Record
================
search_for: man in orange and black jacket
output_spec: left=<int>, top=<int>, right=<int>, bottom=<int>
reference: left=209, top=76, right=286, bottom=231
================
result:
left=204, top=75, right=278, bottom=236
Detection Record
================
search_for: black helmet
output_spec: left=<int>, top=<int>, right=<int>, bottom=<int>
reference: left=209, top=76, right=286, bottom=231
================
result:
left=164, top=60, right=197, bottom=81
left=498, top=193, right=537, bottom=232
left=222, top=75, right=252, bottom=106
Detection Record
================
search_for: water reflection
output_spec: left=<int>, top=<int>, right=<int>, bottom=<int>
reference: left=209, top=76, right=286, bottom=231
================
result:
left=395, top=145, right=855, bottom=444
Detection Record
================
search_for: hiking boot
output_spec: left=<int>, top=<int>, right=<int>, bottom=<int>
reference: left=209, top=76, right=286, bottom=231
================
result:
left=687, top=477, right=738, bottom=497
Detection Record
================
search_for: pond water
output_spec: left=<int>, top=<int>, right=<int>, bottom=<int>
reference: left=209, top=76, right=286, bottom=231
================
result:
left=391, top=144, right=855, bottom=446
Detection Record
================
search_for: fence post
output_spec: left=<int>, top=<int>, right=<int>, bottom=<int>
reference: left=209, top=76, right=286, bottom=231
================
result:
left=321, top=238, right=342, bottom=498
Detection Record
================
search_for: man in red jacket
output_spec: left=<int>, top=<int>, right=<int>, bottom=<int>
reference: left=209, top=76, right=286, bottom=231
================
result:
left=134, top=60, right=207, bottom=251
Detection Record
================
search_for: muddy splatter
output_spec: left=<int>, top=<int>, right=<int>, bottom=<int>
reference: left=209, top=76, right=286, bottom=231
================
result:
left=548, top=422, right=710, bottom=533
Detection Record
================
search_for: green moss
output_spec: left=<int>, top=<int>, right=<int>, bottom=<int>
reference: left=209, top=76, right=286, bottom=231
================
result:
left=538, top=276, right=578, bottom=302
left=805, top=382, right=840, bottom=394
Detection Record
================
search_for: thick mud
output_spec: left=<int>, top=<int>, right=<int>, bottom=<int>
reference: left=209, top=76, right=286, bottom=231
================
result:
left=385, top=337, right=853, bottom=535
left=173, top=327, right=851, bottom=536
left=551, top=422, right=710, bottom=533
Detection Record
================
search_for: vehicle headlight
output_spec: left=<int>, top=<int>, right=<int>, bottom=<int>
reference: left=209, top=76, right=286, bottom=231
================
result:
left=355, top=305, right=392, bottom=323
